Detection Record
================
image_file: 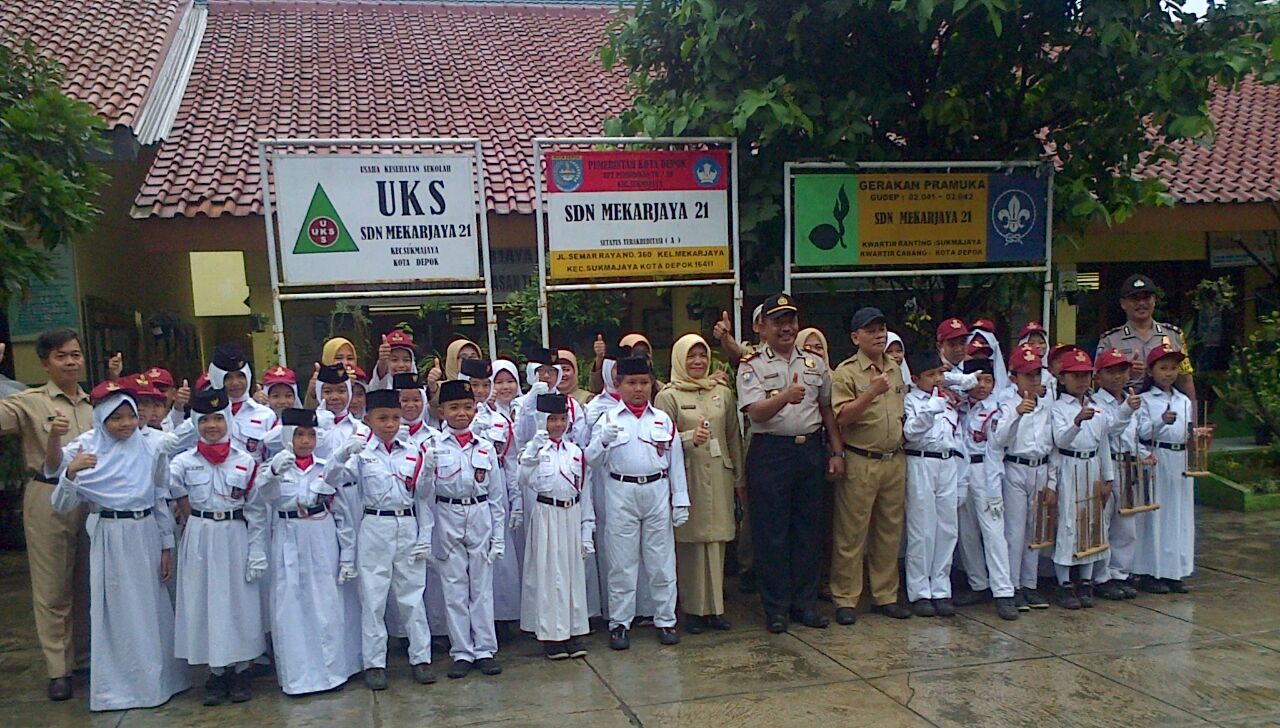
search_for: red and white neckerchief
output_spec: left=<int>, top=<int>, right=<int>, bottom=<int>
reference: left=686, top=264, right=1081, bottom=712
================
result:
left=969, top=403, right=997, bottom=443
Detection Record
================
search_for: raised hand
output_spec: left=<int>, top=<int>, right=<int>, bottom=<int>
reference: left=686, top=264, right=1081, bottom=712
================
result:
left=107, top=352, right=123, bottom=380
left=68, top=451, right=97, bottom=477
left=693, top=419, right=710, bottom=446
left=1126, top=387, right=1140, bottom=411
left=712, top=311, right=732, bottom=342
left=49, top=408, right=70, bottom=437
left=782, top=374, right=806, bottom=405
left=868, top=371, right=892, bottom=397
left=174, top=379, right=191, bottom=408
left=593, top=334, right=606, bottom=361
left=1162, top=404, right=1177, bottom=425
left=378, top=335, right=392, bottom=364
left=1016, top=389, right=1036, bottom=416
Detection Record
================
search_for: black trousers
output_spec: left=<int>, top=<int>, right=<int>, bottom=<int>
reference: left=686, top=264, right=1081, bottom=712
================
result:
left=746, top=433, right=824, bottom=617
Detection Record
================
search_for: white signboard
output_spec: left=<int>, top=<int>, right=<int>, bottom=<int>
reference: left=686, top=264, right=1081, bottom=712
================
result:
left=274, top=153, right=480, bottom=285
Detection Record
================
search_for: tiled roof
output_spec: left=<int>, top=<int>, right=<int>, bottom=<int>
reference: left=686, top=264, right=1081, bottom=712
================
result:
left=1148, top=78, right=1280, bottom=205
left=0, top=0, right=187, bottom=130
left=133, top=0, right=631, bottom=218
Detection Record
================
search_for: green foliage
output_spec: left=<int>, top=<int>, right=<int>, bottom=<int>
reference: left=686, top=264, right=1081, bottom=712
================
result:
left=0, top=38, right=109, bottom=303
left=1216, top=314, right=1280, bottom=438
left=1209, top=449, right=1280, bottom=495
left=503, top=281, right=622, bottom=355
left=602, top=0, right=1280, bottom=278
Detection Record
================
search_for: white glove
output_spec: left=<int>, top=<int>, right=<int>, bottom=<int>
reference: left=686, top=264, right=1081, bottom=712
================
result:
left=985, top=497, right=1004, bottom=519
left=157, top=432, right=183, bottom=456
left=269, top=449, right=295, bottom=475
left=339, top=436, right=366, bottom=460
left=508, top=509, right=523, bottom=531
left=337, top=562, right=358, bottom=584
left=582, top=538, right=595, bottom=557
left=529, top=381, right=550, bottom=396
left=533, top=429, right=550, bottom=448
left=408, top=541, right=431, bottom=564
left=926, top=391, right=948, bottom=414
left=672, top=505, right=690, bottom=528
left=245, top=553, right=268, bottom=583
left=600, top=422, right=622, bottom=445
left=485, top=541, right=505, bottom=564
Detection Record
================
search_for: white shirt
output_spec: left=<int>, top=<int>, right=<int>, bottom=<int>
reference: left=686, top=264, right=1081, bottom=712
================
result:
left=325, top=436, right=433, bottom=546
left=519, top=438, right=594, bottom=524
left=1137, top=387, right=1192, bottom=446
left=903, top=388, right=960, bottom=453
left=1051, top=395, right=1116, bottom=485
left=170, top=444, right=269, bottom=556
left=260, top=455, right=355, bottom=564
left=227, top=399, right=277, bottom=463
left=585, top=400, right=690, bottom=508
left=428, top=428, right=507, bottom=548
left=1093, top=388, right=1144, bottom=457
left=993, top=390, right=1054, bottom=459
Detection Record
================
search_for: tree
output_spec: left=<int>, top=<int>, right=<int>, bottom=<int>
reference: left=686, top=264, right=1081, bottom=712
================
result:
left=602, top=0, right=1280, bottom=283
left=503, top=280, right=622, bottom=356
left=0, top=38, right=109, bottom=303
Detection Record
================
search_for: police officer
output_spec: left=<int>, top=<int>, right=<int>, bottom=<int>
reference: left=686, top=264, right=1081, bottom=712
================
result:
left=1096, top=274, right=1195, bottom=401
left=829, top=307, right=914, bottom=625
left=737, top=294, right=844, bottom=633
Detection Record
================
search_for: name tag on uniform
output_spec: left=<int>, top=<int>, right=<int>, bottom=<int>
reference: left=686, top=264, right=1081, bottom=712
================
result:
left=709, top=438, right=722, bottom=458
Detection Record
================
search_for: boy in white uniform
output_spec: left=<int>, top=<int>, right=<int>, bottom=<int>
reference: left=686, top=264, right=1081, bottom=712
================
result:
left=1091, top=348, right=1144, bottom=600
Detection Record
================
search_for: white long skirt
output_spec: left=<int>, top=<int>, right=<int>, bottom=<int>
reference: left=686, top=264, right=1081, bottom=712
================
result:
left=1053, top=453, right=1110, bottom=567
left=175, top=516, right=265, bottom=666
left=1134, top=448, right=1195, bottom=579
left=271, top=515, right=361, bottom=694
left=87, top=514, right=189, bottom=711
left=520, top=499, right=589, bottom=641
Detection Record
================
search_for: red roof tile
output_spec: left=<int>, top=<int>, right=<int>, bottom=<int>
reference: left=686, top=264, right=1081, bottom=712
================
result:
left=133, top=0, right=631, bottom=218
left=0, top=0, right=187, bottom=129
left=1147, top=78, right=1280, bottom=205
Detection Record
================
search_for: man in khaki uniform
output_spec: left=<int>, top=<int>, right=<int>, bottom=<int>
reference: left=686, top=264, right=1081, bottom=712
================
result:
left=830, top=307, right=913, bottom=624
left=1096, top=274, right=1195, bottom=400
left=0, top=331, right=94, bottom=700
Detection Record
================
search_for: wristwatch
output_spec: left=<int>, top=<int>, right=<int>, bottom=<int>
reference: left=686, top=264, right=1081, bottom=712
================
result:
left=829, top=450, right=844, bottom=458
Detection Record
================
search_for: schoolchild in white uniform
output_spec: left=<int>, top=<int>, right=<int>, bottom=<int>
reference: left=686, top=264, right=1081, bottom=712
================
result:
left=140, top=366, right=191, bottom=434
left=1091, top=348, right=1145, bottom=601
left=348, top=365, right=370, bottom=420
left=1134, top=344, right=1196, bottom=594
left=1007, top=322, right=1057, bottom=404
left=516, top=348, right=571, bottom=446
left=325, top=388, right=435, bottom=690
left=587, top=355, right=689, bottom=650
left=398, top=373, right=435, bottom=448
left=170, top=387, right=269, bottom=705
left=518, top=393, right=593, bottom=660
left=581, top=342, right=629, bottom=621
left=259, top=366, right=301, bottom=461
left=47, top=381, right=189, bottom=711
left=995, top=343, right=1057, bottom=611
left=369, top=328, right=419, bottom=392
left=261, top=408, right=362, bottom=695
left=207, top=345, right=276, bottom=463
left=1049, top=349, right=1116, bottom=609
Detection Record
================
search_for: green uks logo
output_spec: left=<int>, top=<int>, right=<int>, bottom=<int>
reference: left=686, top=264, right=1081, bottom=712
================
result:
left=293, top=184, right=358, bottom=254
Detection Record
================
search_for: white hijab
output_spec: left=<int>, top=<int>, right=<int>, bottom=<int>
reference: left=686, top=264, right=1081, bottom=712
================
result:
left=887, top=331, right=911, bottom=386
left=601, top=358, right=620, bottom=397
left=315, top=378, right=353, bottom=421
left=75, top=394, right=155, bottom=509
left=208, top=360, right=253, bottom=403
left=972, top=329, right=1009, bottom=386
left=491, top=359, right=521, bottom=418
left=525, top=362, right=564, bottom=390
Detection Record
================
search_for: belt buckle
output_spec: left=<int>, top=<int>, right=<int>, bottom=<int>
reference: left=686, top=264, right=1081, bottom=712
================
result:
left=213, top=511, right=226, bottom=522
left=794, top=435, right=807, bottom=445
left=881, top=451, right=894, bottom=461
left=135, top=510, right=146, bottom=519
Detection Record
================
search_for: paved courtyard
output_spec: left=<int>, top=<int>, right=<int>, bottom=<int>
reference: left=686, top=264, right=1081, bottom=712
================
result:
left=2, top=506, right=1278, bottom=727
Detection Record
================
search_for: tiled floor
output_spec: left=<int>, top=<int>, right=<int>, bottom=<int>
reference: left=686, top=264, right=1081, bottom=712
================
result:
left=2, top=506, right=1277, bottom=727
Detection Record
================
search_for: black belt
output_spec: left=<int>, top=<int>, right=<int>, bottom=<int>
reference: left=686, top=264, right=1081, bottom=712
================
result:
left=96, top=508, right=153, bottom=520
left=32, top=475, right=58, bottom=485
left=364, top=507, right=416, bottom=516
left=610, top=472, right=666, bottom=484
left=191, top=508, right=245, bottom=523
left=754, top=432, right=819, bottom=446
left=435, top=495, right=488, bottom=506
left=969, top=454, right=984, bottom=464
left=1004, top=454, right=1047, bottom=468
left=1139, top=439, right=1186, bottom=451
left=278, top=503, right=328, bottom=519
left=843, top=445, right=900, bottom=461
left=1058, top=448, right=1098, bottom=460
left=904, top=449, right=953, bottom=460
left=536, top=493, right=580, bottom=508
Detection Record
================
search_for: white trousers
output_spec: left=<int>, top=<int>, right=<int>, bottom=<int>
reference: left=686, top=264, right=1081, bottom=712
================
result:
left=357, top=514, right=430, bottom=668
left=603, top=478, right=677, bottom=630
left=956, top=486, right=1015, bottom=598
left=1002, top=461, right=1047, bottom=589
left=436, top=502, right=497, bottom=662
left=905, top=455, right=958, bottom=601
left=1100, top=490, right=1137, bottom=582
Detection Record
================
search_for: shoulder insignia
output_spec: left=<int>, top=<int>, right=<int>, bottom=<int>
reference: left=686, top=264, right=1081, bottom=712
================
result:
left=740, top=352, right=758, bottom=363
left=1164, top=323, right=1182, bottom=334
left=1100, top=325, right=1122, bottom=337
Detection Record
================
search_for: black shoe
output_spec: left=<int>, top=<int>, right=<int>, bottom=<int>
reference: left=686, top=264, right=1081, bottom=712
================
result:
left=1164, top=579, right=1189, bottom=594
left=871, top=602, right=913, bottom=619
left=766, top=613, right=788, bottom=633
left=1024, top=588, right=1050, bottom=609
left=1014, top=589, right=1030, bottom=612
left=706, top=615, right=732, bottom=631
left=1138, top=576, right=1170, bottom=594
left=1120, top=581, right=1139, bottom=599
left=609, top=626, right=630, bottom=650
left=995, top=597, right=1020, bottom=621
left=412, top=662, right=437, bottom=684
left=47, top=676, right=73, bottom=702
left=933, top=598, right=956, bottom=617
left=544, top=641, right=570, bottom=660
left=1056, top=583, right=1082, bottom=610
left=228, top=670, right=252, bottom=703
left=912, top=599, right=936, bottom=617
left=431, top=635, right=451, bottom=654
left=476, top=657, right=502, bottom=675
left=835, top=607, right=857, bottom=626
left=1095, top=580, right=1126, bottom=601
left=739, top=570, right=757, bottom=594
left=789, top=609, right=830, bottom=628
left=204, top=672, right=230, bottom=705
left=952, top=589, right=991, bottom=607
left=447, top=660, right=474, bottom=679
left=363, top=667, right=388, bottom=691
left=249, top=660, right=274, bottom=678
left=657, top=627, right=680, bottom=645
left=567, top=638, right=587, bottom=658
left=635, top=615, right=655, bottom=627
left=1077, top=581, right=1096, bottom=608
left=684, top=614, right=706, bottom=634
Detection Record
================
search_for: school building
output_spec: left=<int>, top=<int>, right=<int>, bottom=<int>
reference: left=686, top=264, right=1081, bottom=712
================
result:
left=1, top=0, right=1277, bottom=384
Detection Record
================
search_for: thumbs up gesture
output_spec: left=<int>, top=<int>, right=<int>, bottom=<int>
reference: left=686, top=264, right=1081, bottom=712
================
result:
left=49, top=408, right=70, bottom=437
left=782, top=373, right=807, bottom=404
left=426, top=357, right=443, bottom=385
left=693, top=418, right=711, bottom=446
left=1126, top=387, right=1141, bottom=411
left=1016, top=388, right=1036, bottom=416
left=868, top=370, right=892, bottom=397
left=174, top=379, right=191, bottom=408
left=107, top=351, right=123, bottom=380
left=712, top=311, right=732, bottom=342
left=593, top=334, right=606, bottom=361
left=1162, top=404, right=1177, bottom=425
left=377, top=334, right=392, bottom=364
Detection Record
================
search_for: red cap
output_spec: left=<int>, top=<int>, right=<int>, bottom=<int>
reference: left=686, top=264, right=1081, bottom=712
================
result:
left=1047, top=344, right=1083, bottom=367
left=1146, top=342, right=1186, bottom=368
left=119, top=372, right=164, bottom=400
left=142, top=366, right=174, bottom=388
left=346, top=364, right=369, bottom=386
left=936, top=317, right=970, bottom=342
left=1057, top=348, right=1094, bottom=373
left=1094, top=348, right=1132, bottom=372
left=1018, top=321, right=1047, bottom=339
left=384, top=329, right=415, bottom=352
left=971, top=318, right=997, bottom=334
left=90, top=380, right=127, bottom=404
left=967, top=337, right=993, bottom=358
left=262, top=365, right=297, bottom=388
left=1008, top=343, right=1044, bottom=374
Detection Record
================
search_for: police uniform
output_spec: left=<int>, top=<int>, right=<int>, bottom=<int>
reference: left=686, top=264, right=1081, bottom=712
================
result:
left=1097, top=274, right=1194, bottom=389
left=736, top=295, right=834, bottom=624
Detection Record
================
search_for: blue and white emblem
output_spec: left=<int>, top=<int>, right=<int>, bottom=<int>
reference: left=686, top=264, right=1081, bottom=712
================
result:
left=692, top=156, right=722, bottom=187
left=551, top=157, right=584, bottom=192
left=990, top=188, right=1037, bottom=245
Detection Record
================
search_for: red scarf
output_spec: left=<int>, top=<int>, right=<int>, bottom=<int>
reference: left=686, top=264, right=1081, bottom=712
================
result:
left=198, top=441, right=231, bottom=465
left=455, top=431, right=473, bottom=448
left=408, top=421, right=424, bottom=436
left=231, top=401, right=243, bottom=416
left=295, top=455, right=315, bottom=470
left=624, top=401, right=648, bottom=419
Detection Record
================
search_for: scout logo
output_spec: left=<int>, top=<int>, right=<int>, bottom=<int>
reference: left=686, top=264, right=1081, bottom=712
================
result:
left=1075, top=351, right=1087, bottom=362
left=693, top=156, right=722, bottom=187
left=551, top=157, right=584, bottom=192
left=294, top=184, right=359, bottom=254
left=991, top=188, right=1036, bottom=245
left=807, top=184, right=850, bottom=251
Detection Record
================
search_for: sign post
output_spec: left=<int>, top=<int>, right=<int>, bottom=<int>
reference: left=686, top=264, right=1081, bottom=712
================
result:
left=533, top=138, right=741, bottom=346
left=259, top=138, right=497, bottom=365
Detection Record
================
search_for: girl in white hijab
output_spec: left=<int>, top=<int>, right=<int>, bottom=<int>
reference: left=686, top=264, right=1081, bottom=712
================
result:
left=886, top=331, right=911, bottom=388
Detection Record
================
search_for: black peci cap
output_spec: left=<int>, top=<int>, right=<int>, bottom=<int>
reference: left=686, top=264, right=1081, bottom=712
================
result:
left=365, top=389, right=401, bottom=411
left=906, top=350, right=945, bottom=376
left=526, top=347, right=555, bottom=366
left=438, top=379, right=474, bottom=404
left=210, top=344, right=246, bottom=372
left=616, top=356, right=652, bottom=377
left=536, top=393, right=568, bottom=414
left=190, top=387, right=229, bottom=414
left=391, top=372, right=421, bottom=390
left=962, top=358, right=994, bottom=375
left=848, top=306, right=886, bottom=332
left=317, top=363, right=349, bottom=385
left=280, top=407, right=318, bottom=428
left=459, top=358, right=492, bottom=380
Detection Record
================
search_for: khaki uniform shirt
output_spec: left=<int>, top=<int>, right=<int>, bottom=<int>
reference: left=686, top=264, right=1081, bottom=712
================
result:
left=0, top=381, right=93, bottom=476
left=1096, top=320, right=1194, bottom=388
left=655, top=384, right=743, bottom=543
left=831, top=350, right=906, bottom=453
left=736, top=345, right=831, bottom=436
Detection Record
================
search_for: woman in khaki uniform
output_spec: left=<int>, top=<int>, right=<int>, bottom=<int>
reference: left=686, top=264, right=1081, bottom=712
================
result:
left=654, top=333, right=744, bottom=633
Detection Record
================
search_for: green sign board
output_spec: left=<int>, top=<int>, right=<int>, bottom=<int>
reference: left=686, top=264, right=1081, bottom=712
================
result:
left=7, top=244, right=81, bottom=340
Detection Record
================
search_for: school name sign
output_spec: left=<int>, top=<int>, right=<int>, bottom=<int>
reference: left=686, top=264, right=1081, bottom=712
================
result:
left=792, top=171, right=1048, bottom=267
left=274, top=154, right=480, bottom=285
left=543, top=150, right=732, bottom=280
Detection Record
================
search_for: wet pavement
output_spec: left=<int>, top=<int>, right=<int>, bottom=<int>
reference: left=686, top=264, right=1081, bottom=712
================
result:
left=2, top=506, right=1278, bottom=727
